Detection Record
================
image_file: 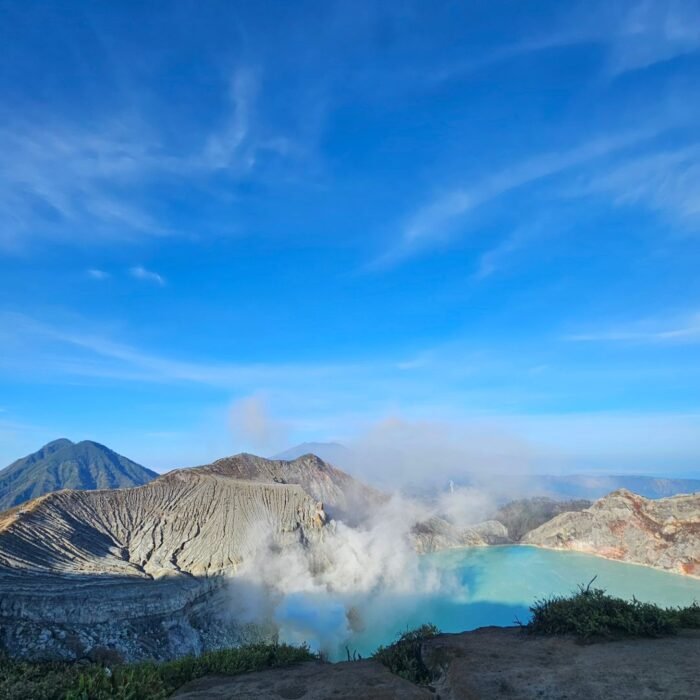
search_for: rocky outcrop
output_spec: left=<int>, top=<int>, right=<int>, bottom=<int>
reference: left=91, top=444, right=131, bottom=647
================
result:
left=523, top=489, right=700, bottom=576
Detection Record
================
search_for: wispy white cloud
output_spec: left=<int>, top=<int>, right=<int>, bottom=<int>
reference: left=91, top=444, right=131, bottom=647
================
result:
left=87, top=268, right=110, bottom=280
left=2, top=309, right=698, bottom=445
left=0, top=122, right=167, bottom=248
left=579, top=143, right=700, bottom=225
left=608, top=0, right=700, bottom=75
left=0, top=312, right=540, bottom=423
left=432, top=1, right=700, bottom=83
left=565, top=311, right=700, bottom=344
left=2, top=309, right=699, bottom=472
left=375, top=129, right=656, bottom=268
left=0, top=311, right=360, bottom=388
left=0, top=68, right=299, bottom=251
left=203, top=69, right=257, bottom=171
left=473, top=227, right=537, bottom=280
left=129, top=265, right=166, bottom=286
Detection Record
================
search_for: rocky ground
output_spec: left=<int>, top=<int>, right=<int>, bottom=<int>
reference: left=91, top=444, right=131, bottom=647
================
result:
left=173, top=660, right=429, bottom=699
left=174, top=626, right=700, bottom=699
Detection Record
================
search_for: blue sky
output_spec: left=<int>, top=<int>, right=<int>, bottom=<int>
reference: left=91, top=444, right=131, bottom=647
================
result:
left=1, top=0, right=700, bottom=475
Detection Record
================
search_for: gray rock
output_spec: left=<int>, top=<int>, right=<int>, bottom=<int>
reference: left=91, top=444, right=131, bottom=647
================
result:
left=411, top=517, right=508, bottom=553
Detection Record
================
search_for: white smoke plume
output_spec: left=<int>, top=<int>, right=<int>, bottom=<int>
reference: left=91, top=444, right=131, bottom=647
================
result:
left=329, top=415, right=539, bottom=528
left=343, top=415, right=536, bottom=488
left=225, top=412, right=539, bottom=656
left=229, top=394, right=289, bottom=453
left=227, top=494, right=458, bottom=656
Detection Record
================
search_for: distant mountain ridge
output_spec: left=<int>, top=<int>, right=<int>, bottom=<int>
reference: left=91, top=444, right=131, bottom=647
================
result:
left=537, top=474, right=700, bottom=500
left=0, top=439, right=158, bottom=511
left=274, top=444, right=700, bottom=501
left=272, top=442, right=350, bottom=465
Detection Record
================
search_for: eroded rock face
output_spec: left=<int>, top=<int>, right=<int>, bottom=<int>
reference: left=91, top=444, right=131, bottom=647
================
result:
left=0, top=573, right=279, bottom=662
left=523, top=489, right=700, bottom=576
left=0, top=454, right=362, bottom=660
left=0, top=471, right=328, bottom=579
left=189, top=452, right=386, bottom=526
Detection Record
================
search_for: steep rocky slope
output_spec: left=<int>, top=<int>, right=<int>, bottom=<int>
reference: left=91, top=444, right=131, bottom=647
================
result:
left=0, top=450, right=498, bottom=577
left=0, top=456, right=331, bottom=578
left=524, top=489, right=700, bottom=576
left=0, top=439, right=157, bottom=511
left=0, top=453, right=386, bottom=660
left=192, top=452, right=384, bottom=525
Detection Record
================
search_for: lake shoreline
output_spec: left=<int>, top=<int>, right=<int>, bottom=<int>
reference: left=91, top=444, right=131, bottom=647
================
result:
left=427, top=541, right=700, bottom=581
left=512, top=542, right=700, bottom=581
left=335, top=545, right=700, bottom=660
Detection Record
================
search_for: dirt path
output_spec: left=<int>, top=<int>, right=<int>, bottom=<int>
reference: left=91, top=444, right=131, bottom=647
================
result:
left=174, top=627, right=700, bottom=699
left=425, top=626, right=700, bottom=699
left=172, top=659, right=431, bottom=699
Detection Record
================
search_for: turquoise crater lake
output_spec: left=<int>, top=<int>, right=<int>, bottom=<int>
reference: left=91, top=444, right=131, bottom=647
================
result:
left=332, top=546, right=700, bottom=660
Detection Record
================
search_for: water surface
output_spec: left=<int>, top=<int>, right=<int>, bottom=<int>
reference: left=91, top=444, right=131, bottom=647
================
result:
left=334, top=546, right=700, bottom=660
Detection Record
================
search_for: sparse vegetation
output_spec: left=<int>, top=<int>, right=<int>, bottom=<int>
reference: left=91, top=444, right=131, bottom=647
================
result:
left=5, top=588, right=700, bottom=697
left=0, top=643, right=316, bottom=699
left=372, top=623, right=440, bottom=684
left=525, top=579, right=700, bottom=640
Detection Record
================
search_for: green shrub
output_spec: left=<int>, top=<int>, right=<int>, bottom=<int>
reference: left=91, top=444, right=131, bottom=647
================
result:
left=525, top=581, right=700, bottom=640
left=676, top=601, right=700, bottom=629
left=0, top=643, right=315, bottom=699
left=0, top=657, right=86, bottom=700
left=372, top=624, right=439, bottom=685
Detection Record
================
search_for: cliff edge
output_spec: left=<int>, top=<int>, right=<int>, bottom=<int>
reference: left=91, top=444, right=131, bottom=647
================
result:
left=524, top=488, right=700, bottom=576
